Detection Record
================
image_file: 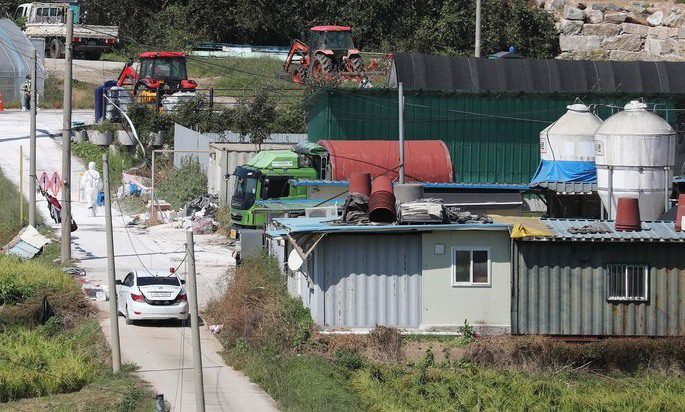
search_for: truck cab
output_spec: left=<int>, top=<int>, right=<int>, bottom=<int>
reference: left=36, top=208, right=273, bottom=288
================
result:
left=230, top=150, right=318, bottom=229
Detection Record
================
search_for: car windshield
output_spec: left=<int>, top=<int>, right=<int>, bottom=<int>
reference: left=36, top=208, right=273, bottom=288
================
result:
left=140, top=58, right=187, bottom=80
left=137, top=276, right=180, bottom=286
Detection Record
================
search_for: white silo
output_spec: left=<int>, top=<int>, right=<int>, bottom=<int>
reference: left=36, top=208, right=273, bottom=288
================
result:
left=531, top=103, right=602, bottom=184
left=594, top=100, right=676, bottom=220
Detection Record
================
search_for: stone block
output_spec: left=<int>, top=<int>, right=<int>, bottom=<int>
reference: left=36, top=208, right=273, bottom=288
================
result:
left=647, top=10, right=664, bottom=26
left=644, top=38, right=674, bottom=55
left=648, top=26, right=678, bottom=39
left=559, top=35, right=602, bottom=51
left=661, top=54, right=685, bottom=62
left=602, top=34, right=644, bottom=51
left=560, top=19, right=584, bottom=35
left=605, top=12, right=628, bottom=23
left=679, top=27, right=685, bottom=40
left=564, top=6, right=584, bottom=20
left=593, top=3, right=622, bottom=12
left=609, top=50, right=658, bottom=61
left=546, top=0, right=566, bottom=11
left=621, top=22, right=649, bottom=36
left=582, top=23, right=620, bottom=36
left=626, top=11, right=649, bottom=25
left=663, top=12, right=685, bottom=28
left=585, top=9, right=604, bottom=23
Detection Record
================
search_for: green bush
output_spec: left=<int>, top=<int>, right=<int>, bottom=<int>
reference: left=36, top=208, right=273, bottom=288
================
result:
left=0, top=256, right=76, bottom=305
left=156, top=157, right=207, bottom=209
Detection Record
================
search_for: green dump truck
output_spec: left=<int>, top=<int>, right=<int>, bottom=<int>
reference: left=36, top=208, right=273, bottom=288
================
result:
left=229, top=148, right=322, bottom=232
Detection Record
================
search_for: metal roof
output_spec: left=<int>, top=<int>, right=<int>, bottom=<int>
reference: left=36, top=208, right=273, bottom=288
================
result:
left=527, top=219, right=685, bottom=242
left=530, top=181, right=597, bottom=194
left=390, top=53, right=685, bottom=94
left=290, top=179, right=529, bottom=191
left=271, top=216, right=510, bottom=234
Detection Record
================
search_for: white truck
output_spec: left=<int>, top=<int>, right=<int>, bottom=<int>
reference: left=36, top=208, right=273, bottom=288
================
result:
left=14, top=2, right=119, bottom=60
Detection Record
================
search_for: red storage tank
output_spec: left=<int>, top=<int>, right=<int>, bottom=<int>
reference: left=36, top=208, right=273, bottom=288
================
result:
left=317, top=140, right=453, bottom=183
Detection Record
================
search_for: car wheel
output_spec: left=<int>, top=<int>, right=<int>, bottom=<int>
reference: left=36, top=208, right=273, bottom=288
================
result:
left=125, top=305, right=134, bottom=325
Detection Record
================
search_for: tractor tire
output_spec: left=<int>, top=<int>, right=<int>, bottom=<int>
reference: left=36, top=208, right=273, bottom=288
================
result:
left=49, top=38, right=64, bottom=59
left=312, top=54, right=333, bottom=81
left=350, top=56, right=364, bottom=74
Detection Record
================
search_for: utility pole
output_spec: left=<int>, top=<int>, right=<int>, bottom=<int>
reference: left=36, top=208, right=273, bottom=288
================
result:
left=61, top=10, right=73, bottom=263
left=398, top=82, right=405, bottom=184
left=20, top=146, right=24, bottom=225
left=186, top=230, right=205, bottom=412
left=103, top=153, right=121, bottom=373
left=29, top=48, right=37, bottom=227
left=475, top=0, right=482, bottom=58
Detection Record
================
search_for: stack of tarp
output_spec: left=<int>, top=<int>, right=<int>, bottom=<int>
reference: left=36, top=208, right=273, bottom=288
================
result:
left=3, top=226, right=51, bottom=259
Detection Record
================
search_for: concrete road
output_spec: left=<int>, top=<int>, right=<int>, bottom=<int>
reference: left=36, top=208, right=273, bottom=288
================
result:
left=0, top=110, right=278, bottom=412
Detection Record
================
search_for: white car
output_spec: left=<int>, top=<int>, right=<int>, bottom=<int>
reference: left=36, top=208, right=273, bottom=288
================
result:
left=116, top=270, right=189, bottom=324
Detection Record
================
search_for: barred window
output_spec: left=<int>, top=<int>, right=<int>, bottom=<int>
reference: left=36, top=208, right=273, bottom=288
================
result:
left=606, top=264, right=648, bottom=302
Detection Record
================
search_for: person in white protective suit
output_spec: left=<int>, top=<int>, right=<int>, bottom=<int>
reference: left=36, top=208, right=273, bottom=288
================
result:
left=80, top=162, right=103, bottom=216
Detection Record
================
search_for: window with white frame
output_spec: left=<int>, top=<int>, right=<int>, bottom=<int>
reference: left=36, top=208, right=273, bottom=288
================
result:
left=452, top=247, right=490, bottom=286
left=606, top=264, right=648, bottom=302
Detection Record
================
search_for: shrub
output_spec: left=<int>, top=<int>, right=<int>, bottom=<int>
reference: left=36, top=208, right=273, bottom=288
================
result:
left=206, top=254, right=313, bottom=354
left=368, top=326, right=403, bottom=362
left=156, top=156, right=208, bottom=209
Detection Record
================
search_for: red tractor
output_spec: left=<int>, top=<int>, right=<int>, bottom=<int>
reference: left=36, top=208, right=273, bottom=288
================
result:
left=117, top=51, right=197, bottom=101
left=284, top=25, right=366, bottom=83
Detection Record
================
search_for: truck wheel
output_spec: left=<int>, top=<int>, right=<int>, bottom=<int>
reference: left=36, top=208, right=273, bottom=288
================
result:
left=49, top=39, right=64, bottom=59
left=350, top=56, right=364, bottom=74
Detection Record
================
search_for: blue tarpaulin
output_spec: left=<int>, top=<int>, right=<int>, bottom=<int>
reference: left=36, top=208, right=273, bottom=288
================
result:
left=530, top=160, right=597, bottom=185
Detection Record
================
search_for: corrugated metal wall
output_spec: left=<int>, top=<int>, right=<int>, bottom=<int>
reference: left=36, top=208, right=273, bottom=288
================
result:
left=311, top=233, right=422, bottom=328
left=308, top=90, right=677, bottom=184
left=514, top=241, right=685, bottom=336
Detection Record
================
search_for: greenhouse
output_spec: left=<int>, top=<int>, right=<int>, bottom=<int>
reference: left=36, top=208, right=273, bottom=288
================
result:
left=0, top=19, right=44, bottom=104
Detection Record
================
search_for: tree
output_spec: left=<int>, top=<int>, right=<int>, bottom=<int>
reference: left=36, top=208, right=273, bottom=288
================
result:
left=233, top=88, right=277, bottom=146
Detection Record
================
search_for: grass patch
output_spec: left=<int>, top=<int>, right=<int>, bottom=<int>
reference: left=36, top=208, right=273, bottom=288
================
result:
left=208, top=255, right=685, bottom=411
left=42, top=77, right=95, bottom=110
left=0, top=170, right=31, bottom=245
left=0, top=255, right=77, bottom=305
left=352, top=361, right=685, bottom=411
left=225, top=346, right=362, bottom=412
left=0, top=251, right=153, bottom=407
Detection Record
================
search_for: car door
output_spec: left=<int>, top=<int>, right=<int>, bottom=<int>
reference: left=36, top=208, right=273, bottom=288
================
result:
left=118, top=272, right=134, bottom=311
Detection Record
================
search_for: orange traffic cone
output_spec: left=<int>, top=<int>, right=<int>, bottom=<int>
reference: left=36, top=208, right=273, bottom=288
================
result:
left=0, top=91, right=4, bottom=112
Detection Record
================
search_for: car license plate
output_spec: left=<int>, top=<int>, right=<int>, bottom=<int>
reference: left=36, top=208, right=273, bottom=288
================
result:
left=229, top=229, right=238, bottom=239
left=150, top=292, right=172, bottom=298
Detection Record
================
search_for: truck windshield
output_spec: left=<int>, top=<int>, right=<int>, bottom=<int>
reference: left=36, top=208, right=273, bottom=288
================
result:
left=235, top=176, right=258, bottom=198
left=231, top=167, right=260, bottom=210
left=140, top=58, right=187, bottom=80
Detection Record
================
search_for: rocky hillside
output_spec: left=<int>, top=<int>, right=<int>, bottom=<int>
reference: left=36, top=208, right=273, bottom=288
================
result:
left=536, top=1, right=685, bottom=60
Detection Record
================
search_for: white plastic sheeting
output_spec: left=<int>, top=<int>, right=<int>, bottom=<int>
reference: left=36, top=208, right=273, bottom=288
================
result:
left=0, top=19, right=44, bottom=102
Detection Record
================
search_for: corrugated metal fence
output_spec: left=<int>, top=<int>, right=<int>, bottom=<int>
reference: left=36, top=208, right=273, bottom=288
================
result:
left=513, top=241, right=685, bottom=336
left=308, top=90, right=678, bottom=184
left=311, top=233, right=422, bottom=328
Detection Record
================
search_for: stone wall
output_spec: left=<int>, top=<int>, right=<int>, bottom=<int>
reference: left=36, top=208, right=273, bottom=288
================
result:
left=538, top=1, right=685, bottom=61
